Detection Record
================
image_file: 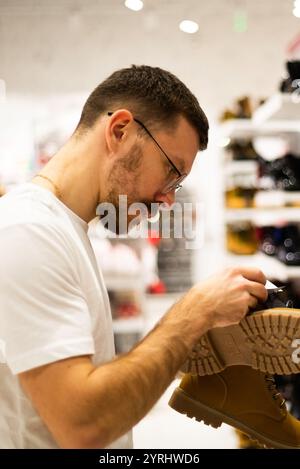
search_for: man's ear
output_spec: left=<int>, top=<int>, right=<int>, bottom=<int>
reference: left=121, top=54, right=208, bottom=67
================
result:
left=105, top=109, right=134, bottom=153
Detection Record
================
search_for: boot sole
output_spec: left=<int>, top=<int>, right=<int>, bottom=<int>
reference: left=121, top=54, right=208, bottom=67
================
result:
left=168, top=387, right=299, bottom=449
left=181, top=308, right=300, bottom=376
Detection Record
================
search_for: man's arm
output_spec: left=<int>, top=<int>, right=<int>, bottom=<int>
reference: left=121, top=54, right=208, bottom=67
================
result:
left=19, top=266, right=267, bottom=448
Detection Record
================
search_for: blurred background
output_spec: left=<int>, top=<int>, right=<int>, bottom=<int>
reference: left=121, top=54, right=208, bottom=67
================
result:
left=0, top=0, right=300, bottom=449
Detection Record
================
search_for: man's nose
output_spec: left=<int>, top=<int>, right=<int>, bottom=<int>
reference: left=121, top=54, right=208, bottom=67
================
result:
left=154, top=190, right=176, bottom=207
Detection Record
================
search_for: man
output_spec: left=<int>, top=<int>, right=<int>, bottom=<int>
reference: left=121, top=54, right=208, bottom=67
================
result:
left=0, top=65, right=268, bottom=448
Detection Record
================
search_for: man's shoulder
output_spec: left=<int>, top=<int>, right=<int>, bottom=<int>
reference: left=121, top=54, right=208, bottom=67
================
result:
left=0, top=184, right=61, bottom=224
left=0, top=185, right=76, bottom=251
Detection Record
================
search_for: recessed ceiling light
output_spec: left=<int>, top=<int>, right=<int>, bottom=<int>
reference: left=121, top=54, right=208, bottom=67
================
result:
left=124, top=0, right=144, bottom=12
left=179, top=20, right=199, bottom=34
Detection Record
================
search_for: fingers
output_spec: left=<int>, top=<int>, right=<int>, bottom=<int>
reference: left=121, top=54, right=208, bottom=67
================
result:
left=247, top=280, right=268, bottom=303
left=233, top=266, right=266, bottom=285
left=248, top=294, right=259, bottom=310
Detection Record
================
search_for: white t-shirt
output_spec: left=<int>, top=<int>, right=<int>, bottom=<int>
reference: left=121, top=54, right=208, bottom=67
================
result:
left=0, top=183, right=133, bottom=449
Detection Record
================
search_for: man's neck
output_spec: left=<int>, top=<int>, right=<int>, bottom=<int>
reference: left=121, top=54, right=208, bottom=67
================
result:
left=31, top=138, right=101, bottom=223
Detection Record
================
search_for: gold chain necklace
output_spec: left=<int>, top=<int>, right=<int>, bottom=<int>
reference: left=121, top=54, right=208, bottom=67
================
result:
left=34, top=174, right=62, bottom=199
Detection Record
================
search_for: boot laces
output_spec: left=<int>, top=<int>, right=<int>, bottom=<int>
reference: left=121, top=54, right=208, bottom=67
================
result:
left=265, top=374, right=286, bottom=409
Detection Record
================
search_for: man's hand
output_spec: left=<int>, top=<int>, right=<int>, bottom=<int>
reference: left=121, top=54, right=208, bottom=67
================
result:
left=193, top=266, right=267, bottom=328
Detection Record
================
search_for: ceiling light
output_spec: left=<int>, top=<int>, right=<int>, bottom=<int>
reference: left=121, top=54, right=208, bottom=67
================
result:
left=124, top=0, right=143, bottom=12
left=179, top=20, right=199, bottom=34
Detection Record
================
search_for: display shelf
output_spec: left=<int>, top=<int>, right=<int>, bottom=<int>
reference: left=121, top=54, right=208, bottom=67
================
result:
left=254, top=191, right=300, bottom=209
left=220, top=118, right=300, bottom=140
left=225, top=207, right=300, bottom=224
left=224, top=252, right=300, bottom=281
left=220, top=93, right=300, bottom=283
left=112, top=294, right=182, bottom=335
left=112, top=317, right=144, bottom=334
left=104, top=273, right=145, bottom=292
left=253, top=93, right=300, bottom=124
left=224, top=160, right=258, bottom=175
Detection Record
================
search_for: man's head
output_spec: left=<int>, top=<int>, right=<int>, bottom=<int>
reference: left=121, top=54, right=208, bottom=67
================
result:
left=75, top=65, right=209, bottom=231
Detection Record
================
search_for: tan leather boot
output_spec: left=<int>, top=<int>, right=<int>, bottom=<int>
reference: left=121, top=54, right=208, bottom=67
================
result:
left=181, top=308, right=300, bottom=376
left=235, top=429, right=264, bottom=449
left=169, top=365, right=300, bottom=449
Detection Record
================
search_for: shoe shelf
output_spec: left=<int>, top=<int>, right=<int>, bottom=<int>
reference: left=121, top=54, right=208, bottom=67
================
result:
left=112, top=317, right=145, bottom=334
left=103, top=273, right=145, bottom=292
left=225, top=207, right=300, bottom=224
left=220, top=94, right=300, bottom=139
left=223, top=253, right=300, bottom=281
left=253, top=93, right=300, bottom=124
left=220, top=119, right=300, bottom=140
left=220, top=93, right=300, bottom=283
left=224, top=160, right=258, bottom=175
left=89, top=225, right=148, bottom=342
left=105, top=273, right=146, bottom=337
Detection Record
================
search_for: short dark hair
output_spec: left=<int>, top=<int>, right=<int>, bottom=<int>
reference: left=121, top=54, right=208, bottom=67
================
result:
left=76, top=65, right=209, bottom=151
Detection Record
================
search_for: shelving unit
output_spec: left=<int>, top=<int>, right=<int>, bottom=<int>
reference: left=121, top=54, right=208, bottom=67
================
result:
left=225, top=207, right=300, bottom=224
left=220, top=92, right=300, bottom=284
left=88, top=225, right=148, bottom=352
left=112, top=317, right=145, bottom=334
left=219, top=118, right=300, bottom=140
left=253, top=93, right=300, bottom=124
left=104, top=274, right=145, bottom=293
left=223, top=253, right=300, bottom=282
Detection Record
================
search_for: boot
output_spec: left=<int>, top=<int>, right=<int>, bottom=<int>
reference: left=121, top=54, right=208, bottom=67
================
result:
left=168, top=365, right=300, bottom=449
left=235, top=429, right=264, bottom=449
left=181, top=307, right=300, bottom=376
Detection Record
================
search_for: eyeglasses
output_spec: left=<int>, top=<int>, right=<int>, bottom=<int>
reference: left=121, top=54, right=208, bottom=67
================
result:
left=107, top=112, right=187, bottom=194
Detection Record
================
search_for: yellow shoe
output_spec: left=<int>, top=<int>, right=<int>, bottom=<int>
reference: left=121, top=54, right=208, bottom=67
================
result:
left=235, top=429, right=264, bottom=449
left=169, top=365, right=300, bottom=449
left=181, top=308, right=300, bottom=376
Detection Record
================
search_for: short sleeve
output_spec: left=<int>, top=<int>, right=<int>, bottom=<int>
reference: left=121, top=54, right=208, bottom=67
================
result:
left=0, top=222, right=95, bottom=374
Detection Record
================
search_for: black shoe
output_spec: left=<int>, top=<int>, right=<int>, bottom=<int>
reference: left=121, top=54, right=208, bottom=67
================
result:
left=256, top=226, right=283, bottom=257
left=258, top=154, right=300, bottom=192
left=277, top=224, right=300, bottom=266
left=228, top=140, right=258, bottom=161
left=279, top=61, right=300, bottom=93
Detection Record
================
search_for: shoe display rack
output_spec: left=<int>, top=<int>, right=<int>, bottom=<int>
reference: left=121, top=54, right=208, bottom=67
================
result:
left=89, top=223, right=147, bottom=354
left=219, top=92, right=300, bottom=289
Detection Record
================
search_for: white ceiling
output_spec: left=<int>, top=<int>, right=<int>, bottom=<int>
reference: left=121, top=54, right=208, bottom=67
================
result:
left=0, top=0, right=299, bottom=119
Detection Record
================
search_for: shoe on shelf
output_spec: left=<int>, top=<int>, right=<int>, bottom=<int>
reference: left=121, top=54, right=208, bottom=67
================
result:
left=258, top=153, right=300, bottom=192
left=256, top=225, right=283, bottom=257
left=227, top=140, right=258, bottom=161
left=219, top=96, right=255, bottom=122
left=226, top=222, right=258, bottom=255
left=225, top=187, right=257, bottom=209
left=277, top=224, right=300, bottom=267
left=280, top=61, right=300, bottom=93
left=168, top=365, right=300, bottom=449
left=181, top=288, right=300, bottom=376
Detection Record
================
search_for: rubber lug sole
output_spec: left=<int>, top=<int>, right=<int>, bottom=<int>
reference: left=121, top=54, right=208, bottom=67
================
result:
left=181, top=309, right=300, bottom=376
